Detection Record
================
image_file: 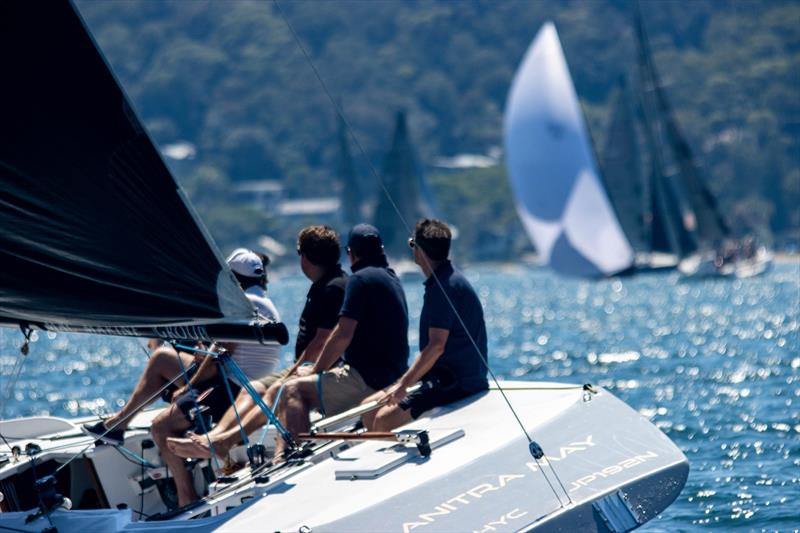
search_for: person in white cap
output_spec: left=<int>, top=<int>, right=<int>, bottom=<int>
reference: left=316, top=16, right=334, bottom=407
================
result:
left=81, top=248, right=281, bottom=508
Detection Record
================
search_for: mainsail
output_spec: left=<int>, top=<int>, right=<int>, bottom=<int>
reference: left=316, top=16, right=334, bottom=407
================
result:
left=634, top=6, right=730, bottom=251
left=0, top=1, right=286, bottom=343
left=504, top=23, right=634, bottom=277
left=372, top=111, right=434, bottom=258
left=600, top=77, right=646, bottom=252
left=336, top=114, right=362, bottom=232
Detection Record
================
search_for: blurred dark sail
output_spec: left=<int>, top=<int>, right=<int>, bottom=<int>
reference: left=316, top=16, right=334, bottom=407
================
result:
left=372, top=111, right=434, bottom=257
left=634, top=4, right=730, bottom=254
left=601, top=78, right=646, bottom=251
left=0, top=1, right=286, bottom=343
left=336, top=114, right=362, bottom=231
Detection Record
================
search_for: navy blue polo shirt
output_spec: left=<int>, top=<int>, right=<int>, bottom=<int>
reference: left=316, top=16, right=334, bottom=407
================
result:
left=339, top=257, right=409, bottom=390
left=420, top=260, right=488, bottom=393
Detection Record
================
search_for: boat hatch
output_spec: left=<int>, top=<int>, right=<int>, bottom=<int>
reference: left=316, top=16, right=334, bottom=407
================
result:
left=334, top=428, right=464, bottom=480
left=592, top=489, right=644, bottom=533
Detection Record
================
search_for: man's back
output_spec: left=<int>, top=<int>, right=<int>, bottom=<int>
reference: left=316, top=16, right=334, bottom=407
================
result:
left=421, top=261, right=488, bottom=393
left=340, top=262, right=409, bottom=390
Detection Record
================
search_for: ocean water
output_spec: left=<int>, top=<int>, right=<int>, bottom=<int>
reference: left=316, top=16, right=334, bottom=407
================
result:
left=1, top=262, right=798, bottom=531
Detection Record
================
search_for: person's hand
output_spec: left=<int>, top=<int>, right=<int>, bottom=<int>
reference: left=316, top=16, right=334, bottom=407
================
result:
left=382, top=382, right=407, bottom=405
left=171, top=384, right=190, bottom=402
left=296, top=365, right=315, bottom=377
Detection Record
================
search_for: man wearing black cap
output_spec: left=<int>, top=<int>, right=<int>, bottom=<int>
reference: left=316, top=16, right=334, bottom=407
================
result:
left=362, top=218, right=488, bottom=432
left=272, top=223, right=409, bottom=459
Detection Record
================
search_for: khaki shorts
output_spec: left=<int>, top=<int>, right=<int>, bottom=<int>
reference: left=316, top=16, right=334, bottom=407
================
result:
left=318, top=364, right=375, bottom=417
left=256, top=367, right=291, bottom=389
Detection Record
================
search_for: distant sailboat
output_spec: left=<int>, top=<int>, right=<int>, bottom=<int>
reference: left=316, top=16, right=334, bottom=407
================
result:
left=632, top=6, right=772, bottom=278
left=336, top=113, right=363, bottom=232
left=372, top=111, right=436, bottom=259
left=504, top=23, right=635, bottom=277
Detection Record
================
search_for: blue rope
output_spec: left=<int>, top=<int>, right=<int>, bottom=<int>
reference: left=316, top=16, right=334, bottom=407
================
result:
left=173, top=343, right=223, bottom=472
left=217, top=353, right=295, bottom=447
left=258, top=382, right=286, bottom=445
left=216, top=359, right=250, bottom=448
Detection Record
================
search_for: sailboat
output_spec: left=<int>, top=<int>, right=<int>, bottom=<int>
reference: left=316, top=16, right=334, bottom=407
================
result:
left=504, top=23, right=637, bottom=278
left=631, top=8, right=772, bottom=279
left=372, top=111, right=439, bottom=255
left=1, top=2, right=687, bottom=531
left=505, top=15, right=771, bottom=279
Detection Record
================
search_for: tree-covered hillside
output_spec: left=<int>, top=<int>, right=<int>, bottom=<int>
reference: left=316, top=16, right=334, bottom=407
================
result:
left=75, top=0, right=799, bottom=259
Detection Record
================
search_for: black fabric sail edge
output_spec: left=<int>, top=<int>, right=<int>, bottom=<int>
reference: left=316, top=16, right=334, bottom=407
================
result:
left=0, top=1, right=285, bottom=344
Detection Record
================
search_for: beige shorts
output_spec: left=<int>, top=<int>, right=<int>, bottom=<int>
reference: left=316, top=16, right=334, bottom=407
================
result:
left=318, top=364, right=375, bottom=417
left=255, top=367, right=291, bottom=389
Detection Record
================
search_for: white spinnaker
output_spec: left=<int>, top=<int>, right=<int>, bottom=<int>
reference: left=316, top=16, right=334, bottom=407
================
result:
left=504, top=22, right=633, bottom=277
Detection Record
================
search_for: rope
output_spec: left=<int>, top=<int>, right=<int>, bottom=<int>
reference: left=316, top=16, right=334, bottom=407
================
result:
left=172, top=343, right=223, bottom=473
left=216, top=356, right=250, bottom=449
left=259, top=381, right=286, bottom=445
left=271, top=0, right=573, bottom=506
left=53, top=359, right=198, bottom=475
left=2, top=348, right=28, bottom=417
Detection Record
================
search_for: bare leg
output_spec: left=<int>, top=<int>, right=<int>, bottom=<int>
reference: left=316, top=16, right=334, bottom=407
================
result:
left=207, top=381, right=266, bottom=437
left=168, top=380, right=282, bottom=459
left=360, top=390, right=385, bottom=430
left=105, top=347, right=194, bottom=431
left=150, top=404, right=196, bottom=507
left=273, top=376, right=320, bottom=460
left=370, top=404, right=413, bottom=432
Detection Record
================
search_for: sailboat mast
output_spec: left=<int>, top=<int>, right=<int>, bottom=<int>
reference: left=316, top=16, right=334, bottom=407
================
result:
left=634, top=3, right=730, bottom=250
left=633, top=2, right=700, bottom=258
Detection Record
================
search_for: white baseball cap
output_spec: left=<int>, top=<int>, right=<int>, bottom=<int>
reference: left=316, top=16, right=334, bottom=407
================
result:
left=226, top=248, right=264, bottom=278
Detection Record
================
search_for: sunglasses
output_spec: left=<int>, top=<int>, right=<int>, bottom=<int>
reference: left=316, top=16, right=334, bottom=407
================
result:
left=408, top=238, right=415, bottom=249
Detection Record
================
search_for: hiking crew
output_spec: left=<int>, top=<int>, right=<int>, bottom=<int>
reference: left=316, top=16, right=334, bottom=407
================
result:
left=167, top=226, right=348, bottom=461
left=362, top=218, right=488, bottom=431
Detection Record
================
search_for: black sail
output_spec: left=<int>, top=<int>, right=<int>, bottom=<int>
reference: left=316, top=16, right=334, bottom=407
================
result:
left=633, top=5, right=729, bottom=249
left=600, top=78, right=645, bottom=251
left=372, top=111, right=433, bottom=258
left=0, top=1, right=285, bottom=344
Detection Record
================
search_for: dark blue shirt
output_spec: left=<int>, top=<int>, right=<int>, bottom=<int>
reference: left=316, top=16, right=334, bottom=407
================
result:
left=339, top=257, right=409, bottom=390
left=295, top=265, right=347, bottom=359
left=420, top=261, right=488, bottom=393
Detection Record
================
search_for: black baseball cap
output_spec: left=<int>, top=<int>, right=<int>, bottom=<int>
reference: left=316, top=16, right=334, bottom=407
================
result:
left=347, top=223, right=383, bottom=257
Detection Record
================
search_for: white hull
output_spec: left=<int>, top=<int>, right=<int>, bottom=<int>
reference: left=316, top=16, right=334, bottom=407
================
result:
left=678, top=247, right=772, bottom=279
left=1, top=381, right=687, bottom=532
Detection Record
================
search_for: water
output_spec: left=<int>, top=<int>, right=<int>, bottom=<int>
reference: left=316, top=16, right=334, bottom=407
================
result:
left=1, top=262, right=798, bottom=531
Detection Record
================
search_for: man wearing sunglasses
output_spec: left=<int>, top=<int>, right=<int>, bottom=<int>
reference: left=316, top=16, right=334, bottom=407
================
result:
left=362, top=218, right=488, bottom=431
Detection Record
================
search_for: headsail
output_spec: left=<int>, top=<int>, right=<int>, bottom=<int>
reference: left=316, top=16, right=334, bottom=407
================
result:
left=0, top=1, right=286, bottom=343
left=504, top=22, right=634, bottom=277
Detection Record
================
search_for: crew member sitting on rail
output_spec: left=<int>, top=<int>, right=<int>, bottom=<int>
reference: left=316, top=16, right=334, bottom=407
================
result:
left=82, top=248, right=281, bottom=507
left=362, top=219, right=488, bottom=431
left=167, top=225, right=348, bottom=462
left=264, top=224, right=409, bottom=459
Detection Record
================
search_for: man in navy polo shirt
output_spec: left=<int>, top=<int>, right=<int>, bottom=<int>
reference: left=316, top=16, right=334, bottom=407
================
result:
left=272, top=223, right=409, bottom=459
left=362, top=218, right=488, bottom=431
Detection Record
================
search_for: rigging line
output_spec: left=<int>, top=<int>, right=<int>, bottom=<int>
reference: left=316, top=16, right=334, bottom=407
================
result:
left=272, top=0, right=573, bottom=505
left=172, top=342, right=224, bottom=473
left=216, top=356, right=250, bottom=449
left=54, top=361, right=197, bottom=475
left=1, top=351, right=25, bottom=415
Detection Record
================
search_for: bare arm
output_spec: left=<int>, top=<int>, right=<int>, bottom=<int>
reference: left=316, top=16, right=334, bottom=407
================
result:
left=310, top=318, right=357, bottom=374
left=385, top=327, right=450, bottom=404
left=171, top=343, right=221, bottom=400
left=285, top=328, right=333, bottom=377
